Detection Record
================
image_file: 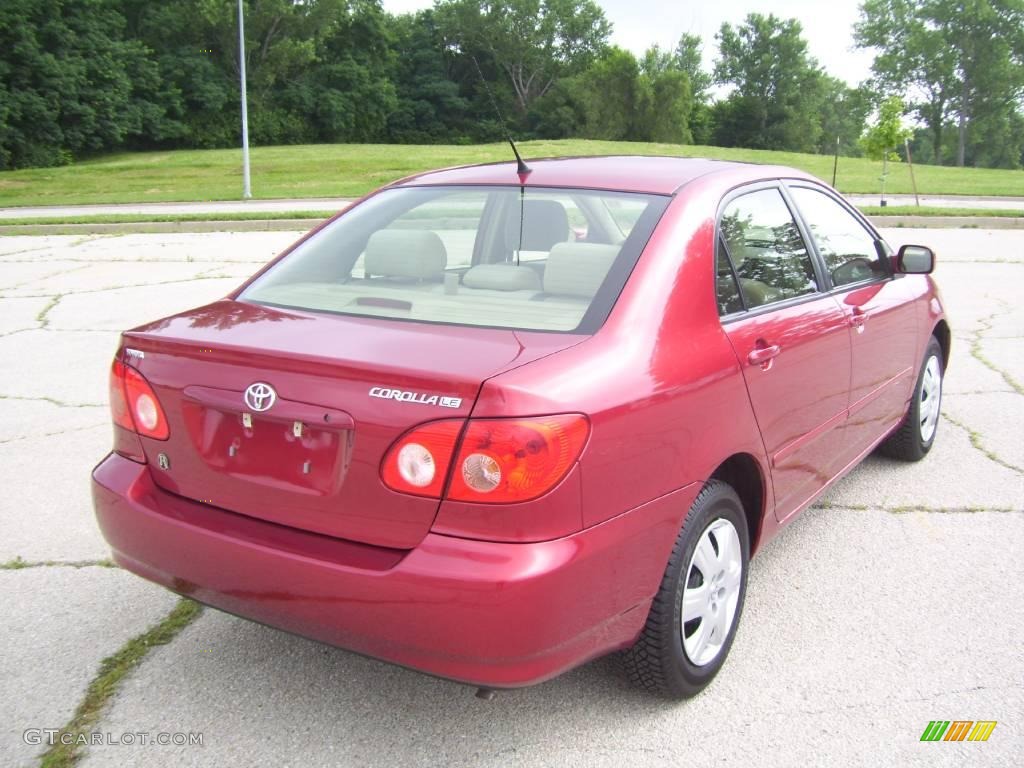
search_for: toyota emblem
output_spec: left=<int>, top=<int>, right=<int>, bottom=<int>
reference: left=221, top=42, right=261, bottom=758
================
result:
left=244, top=382, right=277, bottom=412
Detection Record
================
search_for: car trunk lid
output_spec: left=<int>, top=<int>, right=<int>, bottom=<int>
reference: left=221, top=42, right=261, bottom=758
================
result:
left=120, top=300, right=582, bottom=549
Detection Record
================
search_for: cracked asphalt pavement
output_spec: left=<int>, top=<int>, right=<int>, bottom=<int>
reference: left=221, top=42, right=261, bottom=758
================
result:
left=1, top=227, right=1021, bottom=767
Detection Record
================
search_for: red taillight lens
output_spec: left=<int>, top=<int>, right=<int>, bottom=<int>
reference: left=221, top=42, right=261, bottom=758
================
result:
left=109, top=359, right=169, bottom=440
left=381, top=419, right=463, bottom=498
left=109, top=361, right=134, bottom=431
left=381, top=415, right=590, bottom=503
left=449, top=415, right=590, bottom=504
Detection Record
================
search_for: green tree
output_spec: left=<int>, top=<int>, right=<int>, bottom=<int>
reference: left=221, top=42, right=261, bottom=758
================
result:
left=861, top=95, right=912, bottom=160
left=817, top=77, right=871, bottom=156
left=645, top=69, right=693, bottom=144
left=574, top=47, right=642, bottom=140
left=436, top=0, right=611, bottom=115
left=855, top=0, right=1024, bottom=167
left=712, top=14, right=827, bottom=152
left=121, top=0, right=396, bottom=147
left=385, top=10, right=469, bottom=143
left=0, top=0, right=168, bottom=169
left=305, top=0, right=396, bottom=142
left=674, top=33, right=713, bottom=143
left=674, top=33, right=712, bottom=101
left=637, top=46, right=694, bottom=144
left=861, top=95, right=912, bottom=200
left=527, top=79, right=585, bottom=138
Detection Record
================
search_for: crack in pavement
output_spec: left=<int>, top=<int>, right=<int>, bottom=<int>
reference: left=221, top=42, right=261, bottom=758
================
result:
left=784, top=682, right=1024, bottom=718
left=0, top=326, right=38, bottom=339
left=0, top=256, right=266, bottom=264
left=0, top=326, right=114, bottom=337
left=0, top=263, right=89, bottom=293
left=0, top=273, right=235, bottom=301
left=941, top=412, right=1024, bottom=476
left=968, top=304, right=1024, bottom=396
left=942, top=258, right=1024, bottom=265
left=0, top=394, right=105, bottom=408
left=37, top=598, right=203, bottom=768
left=35, top=293, right=64, bottom=329
left=818, top=502, right=1022, bottom=514
left=1, top=557, right=117, bottom=570
left=928, top=300, right=1024, bottom=479
left=949, top=388, right=1024, bottom=395
left=0, top=244, right=56, bottom=258
left=0, top=421, right=108, bottom=445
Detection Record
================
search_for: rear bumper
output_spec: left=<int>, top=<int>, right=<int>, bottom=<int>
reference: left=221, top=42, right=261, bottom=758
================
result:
left=92, top=452, right=695, bottom=687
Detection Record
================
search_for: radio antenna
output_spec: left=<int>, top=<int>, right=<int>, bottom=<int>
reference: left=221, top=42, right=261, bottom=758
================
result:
left=471, top=55, right=531, bottom=177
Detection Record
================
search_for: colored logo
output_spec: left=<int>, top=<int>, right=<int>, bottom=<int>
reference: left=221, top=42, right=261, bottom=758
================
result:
left=920, top=721, right=997, bottom=742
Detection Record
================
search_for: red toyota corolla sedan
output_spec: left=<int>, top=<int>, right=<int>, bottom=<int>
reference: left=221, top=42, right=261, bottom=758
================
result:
left=92, top=156, right=948, bottom=699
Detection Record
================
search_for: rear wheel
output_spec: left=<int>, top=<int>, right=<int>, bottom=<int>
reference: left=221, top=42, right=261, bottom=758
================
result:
left=622, top=480, right=749, bottom=699
left=879, top=336, right=943, bottom=461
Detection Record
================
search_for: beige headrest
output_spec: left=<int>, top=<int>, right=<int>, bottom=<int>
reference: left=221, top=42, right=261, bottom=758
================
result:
left=543, top=242, right=620, bottom=298
left=462, top=264, right=542, bottom=292
left=505, top=199, right=570, bottom=251
left=365, top=230, right=447, bottom=280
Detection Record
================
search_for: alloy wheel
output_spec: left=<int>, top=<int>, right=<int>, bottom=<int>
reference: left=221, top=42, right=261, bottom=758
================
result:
left=681, top=518, right=743, bottom=667
left=919, top=356, right=942, bottom=443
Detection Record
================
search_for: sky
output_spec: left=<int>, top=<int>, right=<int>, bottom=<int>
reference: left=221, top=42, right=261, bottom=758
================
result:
left=381, top=0, right=877, bottom=89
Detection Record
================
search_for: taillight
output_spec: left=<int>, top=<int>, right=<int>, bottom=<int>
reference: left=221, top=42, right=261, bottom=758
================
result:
left=449, top=415, right=589, bottom=503
left=381, top=420, right=463, bottom=498
left=109, top=359, right=169, bottom=440
left=109, top=361, right=134, bottom=431
left=380, top=414, right=589, bottom=503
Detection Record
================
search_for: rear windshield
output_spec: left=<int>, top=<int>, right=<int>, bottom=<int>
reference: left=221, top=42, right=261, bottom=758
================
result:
left=240, top=185, right=669, bottom=333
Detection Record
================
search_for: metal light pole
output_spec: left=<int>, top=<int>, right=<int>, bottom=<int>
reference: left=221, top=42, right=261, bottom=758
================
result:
left=237, top=0, right=252, bottom=199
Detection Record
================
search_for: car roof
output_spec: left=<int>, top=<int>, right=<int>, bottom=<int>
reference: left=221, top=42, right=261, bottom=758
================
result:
left=393, top=155, right=815, bottom=196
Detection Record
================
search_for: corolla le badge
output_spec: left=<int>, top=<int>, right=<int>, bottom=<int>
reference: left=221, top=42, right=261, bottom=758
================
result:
left=244, top=382, right=277, bottom=412
left=369, top=387, right=462, bottom=408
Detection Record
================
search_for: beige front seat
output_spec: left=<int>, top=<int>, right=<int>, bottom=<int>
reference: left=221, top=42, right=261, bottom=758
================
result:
left=505, top=200, right=570, bottom=252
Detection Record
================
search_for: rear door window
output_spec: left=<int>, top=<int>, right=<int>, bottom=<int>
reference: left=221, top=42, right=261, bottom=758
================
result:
left=719, top=189, right=819, bottom=309
left=715, top=238, right=744, bottom=316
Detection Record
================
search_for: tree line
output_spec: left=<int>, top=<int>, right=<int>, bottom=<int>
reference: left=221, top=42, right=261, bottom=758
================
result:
left=0, top=0, right=1021, bottom=172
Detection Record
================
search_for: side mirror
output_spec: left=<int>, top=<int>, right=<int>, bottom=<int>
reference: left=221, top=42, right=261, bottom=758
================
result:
left=895, top=244, right=935, bottom=274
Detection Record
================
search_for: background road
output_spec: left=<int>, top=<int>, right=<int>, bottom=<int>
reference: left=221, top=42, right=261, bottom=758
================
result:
left=1, top=227, right=1021, bottom=766
left=1, top=193, right=1023, bottom=219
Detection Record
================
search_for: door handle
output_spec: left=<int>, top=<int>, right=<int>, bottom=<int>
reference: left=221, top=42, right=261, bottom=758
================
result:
left=850, top=307, right=868, bottom=331
left=747, top=343, right=781, bottom=368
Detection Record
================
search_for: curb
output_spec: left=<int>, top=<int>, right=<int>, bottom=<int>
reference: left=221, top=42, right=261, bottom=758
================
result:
left=864, top=215, right=1024, bottom=229
left=1, top=214, right=1022, bottom=237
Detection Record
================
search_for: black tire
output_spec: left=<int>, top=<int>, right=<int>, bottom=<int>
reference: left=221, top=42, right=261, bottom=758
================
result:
left=878, top=336, right=943, bottom=462
left=622, top=480, right=749, bottom=699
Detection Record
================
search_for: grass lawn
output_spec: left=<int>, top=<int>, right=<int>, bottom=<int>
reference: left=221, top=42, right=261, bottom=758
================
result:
left=857, top=206, right=1024, bottom=217
left=0, top=139, right=1021, bottom=207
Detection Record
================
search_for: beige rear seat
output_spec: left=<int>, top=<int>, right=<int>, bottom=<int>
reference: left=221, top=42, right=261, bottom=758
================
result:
left=462, top=264, right=542, bottom=292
